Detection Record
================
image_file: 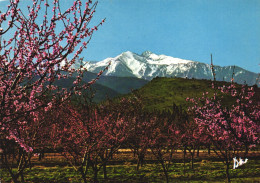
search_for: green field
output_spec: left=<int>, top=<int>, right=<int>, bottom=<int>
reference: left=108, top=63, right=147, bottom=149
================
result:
left=1, top=151, right=259, bottom=182
left=1, top=161, right=259, bottom=182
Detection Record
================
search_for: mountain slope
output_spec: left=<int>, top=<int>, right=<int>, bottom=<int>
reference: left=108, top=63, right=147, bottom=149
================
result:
left=56, top=71, right=148, bottom=102
left=80, top=71, right=149, bottom=94
left=121, top=77, right=260, bottom=112
left=83, top=51, right=259, bottom=86
left=54, top=77, right=120, bottom=103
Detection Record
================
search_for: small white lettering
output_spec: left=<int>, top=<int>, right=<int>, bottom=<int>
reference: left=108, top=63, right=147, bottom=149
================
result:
left=233, top=157, right=248, bottom=169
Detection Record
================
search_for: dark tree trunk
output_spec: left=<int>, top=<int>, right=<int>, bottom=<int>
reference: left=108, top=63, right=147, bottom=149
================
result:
left=191, top=151, right=194, bottom=169
left=10, top=174, right=19, bottom=183
left=79, top=167, right=87, bottom=183
left=197, top=145, right=200, bottom=157
left=136, top=153, right=144, bottom=171
left=93, top=169, right=98, bottom=183
left=244, top=145, right=249, bottom=159
left=183, top=146, right=187, bottom=174
left=20, top=172, right=25, bottom=183
left=160, top=160, right=169, bottom=183
left=136, top=159, right=140, bottom=171
left=225, top=162, right=231, bottom=182
left=188, top=147, right=195, bottom=169
left=103, top=163, right=107, bottom=180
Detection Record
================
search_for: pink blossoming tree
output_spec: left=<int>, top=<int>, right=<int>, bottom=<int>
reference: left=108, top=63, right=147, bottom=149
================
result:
left=187, top=84, right=260, bottom=182
left=0, top=0, right=104, bottom=182
left=46, top=100, right=130, bottom=183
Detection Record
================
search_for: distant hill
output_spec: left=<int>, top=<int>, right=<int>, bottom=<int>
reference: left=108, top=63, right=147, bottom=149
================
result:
left=56, top=71, right=149, bottom=102
left=54, top=77, right=120, bottom=103
left=80, top=71, right=149, bottom=94
left=120, top=77, right=260, bottom=112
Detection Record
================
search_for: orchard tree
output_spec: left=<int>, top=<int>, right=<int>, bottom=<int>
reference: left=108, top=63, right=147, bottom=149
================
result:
left=45, top=104, right=93, bottom=183
left=0, top=0, right=105, bottom=182
left=179, top=120, right=200, bottom=170
left=46, top=101, right=130, bottom=183
left=0, top=111, right=40, bottom=182
left=128, top=114, right=154, bottom=171
left=187, top=84, right=260, bottom=182
left=149, top=115, right=181, bottom=183
left=0, top=0, right=104, bottom=150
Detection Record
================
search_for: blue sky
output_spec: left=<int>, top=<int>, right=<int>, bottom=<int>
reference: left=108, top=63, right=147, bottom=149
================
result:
left=0, top=0, right=259, bottom=73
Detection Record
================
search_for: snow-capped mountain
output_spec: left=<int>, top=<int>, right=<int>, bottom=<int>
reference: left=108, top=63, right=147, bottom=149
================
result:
left=83, top=51, right=259, bottom=86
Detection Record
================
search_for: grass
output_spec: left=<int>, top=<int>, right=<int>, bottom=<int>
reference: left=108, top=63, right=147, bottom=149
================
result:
left=127, top=77, right=225, bottom=112
left=121, top=77, right=260, bottom=112
left=1, top=159, right=259, bottom=182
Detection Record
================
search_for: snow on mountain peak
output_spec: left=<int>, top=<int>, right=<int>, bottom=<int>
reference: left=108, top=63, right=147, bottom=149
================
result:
left=84, top=51, right=195, bottom=78
left=142, top=50, right=153, bottom=57
left=117, top=51, right=135, bottom=59
left=82, top=51, right=258, bottom=86
left=147, top=54, right=193, bottom=65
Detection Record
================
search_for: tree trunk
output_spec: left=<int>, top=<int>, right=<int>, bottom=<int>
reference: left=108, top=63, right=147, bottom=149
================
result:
left=10, top=174, right=19, bottom=183
left=78, top=167, right=87, bottom=183
left=136, top=159, right=140, bottom=171
left=191, top=151, right=194, bottom=169
left=244, top=145, right=248, bottom=158
left=81, top=170, right=88, bottom=183
left=92, top=163, right=99, bottom=183
left=188, top=147, right=195, bottom=169
left=163, top=166, right=169, bottom=183
left=225, top=162, right=231, bottom=182
left=20, top=172, right=25, bottom=183
left=164, top=169, right=169, bottom=183
left=197, top=145, right=200, bottom=157
left=160, top=160, right=169, bottom=183
left=93, top=169, right=98, bottom=183
left=136, top=153, right=144, bottom=171
left=110, top=147, right=114, bottom=160
left=183, top=146, right=186, bottom=174
left=103, top=163, right=107, bottom=180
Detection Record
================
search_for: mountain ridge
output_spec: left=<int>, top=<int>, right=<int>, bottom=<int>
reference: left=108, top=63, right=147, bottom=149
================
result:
left=82, top=51, right=259, bottom=86
left=57, top=71, right=148, bottom=102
